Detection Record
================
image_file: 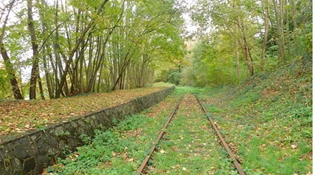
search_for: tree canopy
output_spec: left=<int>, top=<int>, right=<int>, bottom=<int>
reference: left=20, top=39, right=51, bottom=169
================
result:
left=0, top=0, right=185, bottom=99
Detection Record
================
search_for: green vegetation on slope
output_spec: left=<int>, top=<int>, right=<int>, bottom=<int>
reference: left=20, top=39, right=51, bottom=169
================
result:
left=198, top=59, right=312, bottom=174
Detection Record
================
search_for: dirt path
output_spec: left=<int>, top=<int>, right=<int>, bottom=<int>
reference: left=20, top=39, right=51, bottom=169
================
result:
left=148, top=94, right=237, bottom=175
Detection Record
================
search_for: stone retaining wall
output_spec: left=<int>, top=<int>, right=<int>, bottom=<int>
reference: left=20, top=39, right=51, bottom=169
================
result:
left=0, top=86, right=174, bottom=174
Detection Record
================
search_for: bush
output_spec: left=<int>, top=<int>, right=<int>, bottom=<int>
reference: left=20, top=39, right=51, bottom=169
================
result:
left=168, top=70, right=181, bottom=85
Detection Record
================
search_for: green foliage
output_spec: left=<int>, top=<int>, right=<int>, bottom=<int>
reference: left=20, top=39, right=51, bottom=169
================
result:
left=1, top=0, right=185, bottom=99
left=167, top=70, right=181, bottom=85
left=79, top=133, right=91, bottom=144
left=200, top=60, right=312, bottom=174
left=181, top=39, right=245, bottom=87
left=50, top=109, right=171, bottom=175
left=154, top=70, right=170, bottom=83
left=182, top=0, right=312, bottom=86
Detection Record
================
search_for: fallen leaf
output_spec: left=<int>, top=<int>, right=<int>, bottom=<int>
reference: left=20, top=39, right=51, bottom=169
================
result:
left=122, top=153, right=127, bottom=159
left=291, top=144, right=298, bottom=149
left=112, top=152, right=116, bottom=157
left=127, top=158, right=134, bottom=162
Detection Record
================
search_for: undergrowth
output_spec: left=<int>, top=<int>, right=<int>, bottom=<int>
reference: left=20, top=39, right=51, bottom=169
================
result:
left=46, top=95, right=180, bottom=175
left=200, top=59, right=312, bottom=174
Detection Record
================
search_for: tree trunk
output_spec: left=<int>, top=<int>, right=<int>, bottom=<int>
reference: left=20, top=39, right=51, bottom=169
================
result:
left=290, top=0, right=298, bottom=56
left=272, top=0, right=286, bottom=61
left=56, top=0, right=109, bottom=98
left=27, top=0, right=39, bottom=99
left=261, top=0, right=269, bottom=72
left=38, top=74, right=45, bottom=100
left=285, top=0, right=291, bottom=60
left=0, top=0, right=23, bottom=99
left=234, top=40, right=241, bottom=77
left=0, top=43, right=24, bottom=99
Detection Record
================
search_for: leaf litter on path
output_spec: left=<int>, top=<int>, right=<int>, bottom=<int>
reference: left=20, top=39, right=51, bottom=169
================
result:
left=0, top=86, right=168, bottom=137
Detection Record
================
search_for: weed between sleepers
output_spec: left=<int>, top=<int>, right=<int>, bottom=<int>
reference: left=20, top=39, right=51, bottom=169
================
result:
left=148, top=94, right=238, bottom=175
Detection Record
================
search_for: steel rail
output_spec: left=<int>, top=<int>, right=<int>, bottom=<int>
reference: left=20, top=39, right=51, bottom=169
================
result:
left=137, top=96, right=183, bottom=174
left=195, top=94, right=246, bottom=175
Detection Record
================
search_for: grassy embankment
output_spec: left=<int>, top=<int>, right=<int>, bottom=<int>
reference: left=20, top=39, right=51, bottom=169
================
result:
left=197, top=59, right=312, bottom=174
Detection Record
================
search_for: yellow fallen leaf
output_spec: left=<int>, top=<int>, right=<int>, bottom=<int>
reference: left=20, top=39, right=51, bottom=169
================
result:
left=112, top=152, right=117, bottom=157
left=291, top=144, right=298, bottom=149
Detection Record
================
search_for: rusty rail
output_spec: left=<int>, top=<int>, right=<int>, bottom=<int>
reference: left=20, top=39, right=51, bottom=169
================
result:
left=194, top=94, right=246, bottom=175
left=137, top=96, right=183, bottom=174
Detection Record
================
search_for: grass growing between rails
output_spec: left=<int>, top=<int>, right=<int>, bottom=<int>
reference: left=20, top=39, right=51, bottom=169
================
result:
left=45, top=94, right=181, bottom=174
left=199, top=60, right=312, bottom=174
left=148, top=94, right=237, bottom=175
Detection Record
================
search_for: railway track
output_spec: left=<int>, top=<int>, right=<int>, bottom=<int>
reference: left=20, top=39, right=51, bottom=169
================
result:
left=137, top=94, right=245, bottom=175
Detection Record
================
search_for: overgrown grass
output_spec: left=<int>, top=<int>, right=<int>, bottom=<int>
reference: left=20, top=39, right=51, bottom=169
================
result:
left=149, top=94, right=237, bottom=175
left=200, top=60, right=312, bottom=174
left=171, top=86, right=207, bottom=95
left=47, top=88, right=237, bottom=175
left=47, top=95, right=181, bottom=175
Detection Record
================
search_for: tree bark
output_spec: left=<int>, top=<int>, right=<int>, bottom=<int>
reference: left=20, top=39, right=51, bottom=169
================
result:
left=38, top=74, right=45, bottom=100
left=27, top=0, right=40, bottom=99
left=272, top=0, right=286, bottom=61
left=235, top=40, right=241, bottom=77
left=261, top=0, right=269, bottom=72
left=0, top=43, right=24, bottom=99
left=0, top=0, right=24, bottom=99
left=290, top=0, right=298, bottom=56
left=55, top=0, right=109, bottom=98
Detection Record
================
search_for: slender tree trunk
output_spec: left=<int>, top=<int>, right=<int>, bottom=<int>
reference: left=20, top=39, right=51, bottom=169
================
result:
left=27, top=0, right=40, bottom=99
left=111, top=52, right=132, bottom=91
left=56, top=0, right=109, bottom=98
left=37, top=74, right=45, bottom=100
left=261, top=0, right=269, bottom=72
left=38, top=0, right=53, bottom=98
left=97, top=59, right=104, bottom=92
left=235, top=40, right=241, bottom=77
left=290, top=0, right=298, bottom=56
left=43, top=49, right=53, bottom=98
left=272, top=0, right=286, bottom=61
left=285, top=0, right=291, bottom=60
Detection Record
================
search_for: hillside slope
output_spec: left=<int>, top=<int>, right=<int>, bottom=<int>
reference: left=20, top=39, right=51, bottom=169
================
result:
left=199, top=59, right=312, bottom=174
